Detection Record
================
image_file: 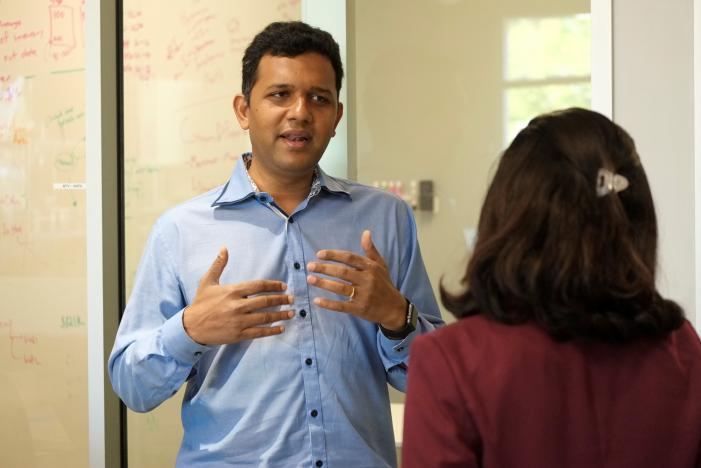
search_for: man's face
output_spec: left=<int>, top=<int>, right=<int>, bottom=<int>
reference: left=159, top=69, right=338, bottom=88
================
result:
left=233, top=52, right=343, bottom=182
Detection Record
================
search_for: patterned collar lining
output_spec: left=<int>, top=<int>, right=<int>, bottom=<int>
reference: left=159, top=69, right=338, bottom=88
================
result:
left=242, top=153, right=322, bottom=200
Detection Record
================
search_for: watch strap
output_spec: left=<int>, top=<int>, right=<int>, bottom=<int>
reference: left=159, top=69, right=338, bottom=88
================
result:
left=380, top=300, right=417, bottom=340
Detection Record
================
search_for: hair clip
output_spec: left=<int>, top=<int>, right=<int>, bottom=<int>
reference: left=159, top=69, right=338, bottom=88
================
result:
left=596, top=168, right=629, bottom=197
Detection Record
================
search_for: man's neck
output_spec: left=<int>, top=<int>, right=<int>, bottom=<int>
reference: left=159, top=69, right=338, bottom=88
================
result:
left=247, top=159, right=314, bottom=215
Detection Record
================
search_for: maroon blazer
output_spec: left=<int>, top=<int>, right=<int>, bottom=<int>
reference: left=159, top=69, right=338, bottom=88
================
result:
left=403, top=315, right=701, bottom=468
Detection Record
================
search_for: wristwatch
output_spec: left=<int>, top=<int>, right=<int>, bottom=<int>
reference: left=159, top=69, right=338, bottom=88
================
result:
left=380, top=300, right=418, bottom=340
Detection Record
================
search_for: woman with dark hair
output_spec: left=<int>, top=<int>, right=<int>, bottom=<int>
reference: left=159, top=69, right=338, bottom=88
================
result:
left=402, top=108, right=701, bottom=468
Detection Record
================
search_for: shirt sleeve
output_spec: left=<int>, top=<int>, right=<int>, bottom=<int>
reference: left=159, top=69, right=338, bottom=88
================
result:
left=108, top=219, right=211, bottom=412
left=376, top=201, right=444, bottom=391
left=402, top=333, right=481, bottom=468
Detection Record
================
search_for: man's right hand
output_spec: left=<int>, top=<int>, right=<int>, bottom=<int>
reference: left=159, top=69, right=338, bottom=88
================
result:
left=183, top=247, right=294, bottom=345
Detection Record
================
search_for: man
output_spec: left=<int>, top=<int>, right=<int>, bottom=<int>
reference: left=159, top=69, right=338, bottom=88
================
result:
left=109, top=21, right=443, bottom=467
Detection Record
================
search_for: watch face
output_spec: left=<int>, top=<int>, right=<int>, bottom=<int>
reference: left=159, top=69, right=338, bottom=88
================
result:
left=408, top=302, right=417, bottom=330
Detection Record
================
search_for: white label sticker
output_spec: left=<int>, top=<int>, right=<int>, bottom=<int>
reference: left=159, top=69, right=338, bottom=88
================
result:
left=53, top=182, right=86, bottom=190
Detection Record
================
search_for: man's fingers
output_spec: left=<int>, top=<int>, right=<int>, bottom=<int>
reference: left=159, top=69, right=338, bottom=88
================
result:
left=361, top=230, right=386, bottom=266
left=306, top=262, right=358, bottom=282
left=307, top=275, right=354, bottom=297
left=315, top=231, right=387, bottom=269
left=238, top=309, right=294, bottom=341
left=201, top=247, right=229, bottom=286
left=315, top=249, right=368, bottom=269
left=240, top=294, right=294, bottom=313
left=242, top=310, right=295, bottom=327
left=231, top=279, right=288, bottom=297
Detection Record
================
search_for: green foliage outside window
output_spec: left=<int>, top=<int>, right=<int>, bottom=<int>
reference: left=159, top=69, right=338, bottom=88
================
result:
left=504, top=14, right=591, bottom=144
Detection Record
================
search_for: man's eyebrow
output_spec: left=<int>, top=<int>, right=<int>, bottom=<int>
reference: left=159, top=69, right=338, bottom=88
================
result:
left=263, top=84, right=334, bottom=96
left=265, top=83, right=293, bottom=91
left=309, top=86, right=333, bottom=96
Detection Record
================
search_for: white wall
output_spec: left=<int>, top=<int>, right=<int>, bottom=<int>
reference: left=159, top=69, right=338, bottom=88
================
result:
left=613, top=0, right=696, bottom=326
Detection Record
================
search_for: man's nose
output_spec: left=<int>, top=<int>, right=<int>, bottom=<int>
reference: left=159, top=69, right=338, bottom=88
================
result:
left=288, top=96, right=312, bottom=122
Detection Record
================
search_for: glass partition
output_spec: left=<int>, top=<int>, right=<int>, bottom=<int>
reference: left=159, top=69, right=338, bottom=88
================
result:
left=121, top=1, right=301, bottom=465
left=0, top=0, right=88, bottom=466
left=347, top=0, right=592, bottom=458
left=349, top=0, right=591, bottom=322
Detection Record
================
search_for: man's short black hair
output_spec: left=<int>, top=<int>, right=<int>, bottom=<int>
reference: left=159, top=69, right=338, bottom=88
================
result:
left=241, top=21, right=344, bottom=102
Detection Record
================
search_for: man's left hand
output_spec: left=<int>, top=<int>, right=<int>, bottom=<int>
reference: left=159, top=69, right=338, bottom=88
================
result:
left=307, top=230, right=407, bottom=331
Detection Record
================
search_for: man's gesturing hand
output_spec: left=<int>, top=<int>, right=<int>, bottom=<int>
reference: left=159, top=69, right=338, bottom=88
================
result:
left=306, top=230, right=407, bottom=331
left=183, top=248, right=294, bottom=345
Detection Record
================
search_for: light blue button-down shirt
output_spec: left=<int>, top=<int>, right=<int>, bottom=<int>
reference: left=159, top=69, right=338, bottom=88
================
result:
left=109, top=154, right=443, bottom=467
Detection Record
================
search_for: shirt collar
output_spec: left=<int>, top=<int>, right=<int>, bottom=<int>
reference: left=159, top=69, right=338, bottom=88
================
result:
left=211, top=153, right=351, bottom=207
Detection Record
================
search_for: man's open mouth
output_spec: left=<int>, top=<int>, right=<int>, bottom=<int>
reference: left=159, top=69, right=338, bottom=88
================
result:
left=280, top=132, right=311, bottom=142
left=280, top=131, right=311, bottom=147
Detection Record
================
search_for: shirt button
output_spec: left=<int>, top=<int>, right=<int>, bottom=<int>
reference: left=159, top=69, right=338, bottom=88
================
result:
left=305, top=358, right=313, bottom=366
left=194, top=351, right=202, bottom=357
left=310, top=409, right=318, bottom=417
left=396, top=347, right=404, bottom=352
left=316, top=461, right=323, bottom=467
left=293, top=262, right=301, bottom=270
left=299, top=309, right=307, bottom=318
left=288, top=217, right=294, bottom=223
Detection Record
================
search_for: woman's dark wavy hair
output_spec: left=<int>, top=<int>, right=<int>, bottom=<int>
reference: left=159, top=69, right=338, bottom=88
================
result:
left=241, top=21, right=344, bottom=102
left=442, top=108, right=684, bottom=342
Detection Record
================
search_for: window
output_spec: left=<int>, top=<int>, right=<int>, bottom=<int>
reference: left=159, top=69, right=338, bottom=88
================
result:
left=504, top=14, right=591, bottom=144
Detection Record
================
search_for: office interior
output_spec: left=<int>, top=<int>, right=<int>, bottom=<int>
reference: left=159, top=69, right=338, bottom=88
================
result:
left=0, top=0, right=698, bottom=466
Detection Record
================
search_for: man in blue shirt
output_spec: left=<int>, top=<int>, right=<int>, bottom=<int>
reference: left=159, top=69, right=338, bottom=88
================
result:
left=109, top=21, right=443, bottom=467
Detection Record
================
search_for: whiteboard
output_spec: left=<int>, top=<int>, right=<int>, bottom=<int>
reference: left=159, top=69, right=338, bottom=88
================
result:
left=0, top=0, right=87, bottom=467
left=121, top=1, right=301, bottom=466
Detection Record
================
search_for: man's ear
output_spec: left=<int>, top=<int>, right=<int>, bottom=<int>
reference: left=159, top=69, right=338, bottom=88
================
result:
left=332, top=102, right=344, bottom=137
left=233, top=94, right=250, bottom=130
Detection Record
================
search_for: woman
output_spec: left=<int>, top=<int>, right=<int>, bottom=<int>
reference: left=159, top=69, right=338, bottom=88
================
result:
left=402, top=108, right=701, bottom=468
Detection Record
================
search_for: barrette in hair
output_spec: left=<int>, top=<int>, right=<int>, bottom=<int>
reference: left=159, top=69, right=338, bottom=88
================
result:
left=596, top=168, right=629, bottom=197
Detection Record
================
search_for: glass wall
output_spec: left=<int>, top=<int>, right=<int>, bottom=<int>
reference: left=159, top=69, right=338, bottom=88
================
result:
left=0, top=0, right=88, bottom=466
left=349, top=0, right=591, bottom=322
left=121, top=1, right=301, bottom=466
left=347, top=0, right=591, bottom=457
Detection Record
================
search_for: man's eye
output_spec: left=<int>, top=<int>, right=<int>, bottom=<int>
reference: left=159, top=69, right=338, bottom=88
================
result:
left=270, top=91, right=288, bottom=98
left=311, top=95, right=329, bottom=104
